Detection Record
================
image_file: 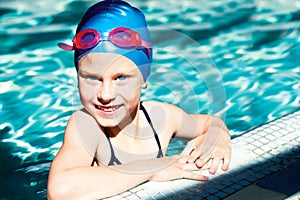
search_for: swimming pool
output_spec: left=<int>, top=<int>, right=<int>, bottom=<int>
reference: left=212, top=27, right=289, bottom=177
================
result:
left=0, top=0, right=299, bottom=199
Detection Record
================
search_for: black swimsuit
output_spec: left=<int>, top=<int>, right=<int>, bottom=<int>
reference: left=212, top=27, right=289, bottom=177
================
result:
left=105, top=103, right=163, bottom=166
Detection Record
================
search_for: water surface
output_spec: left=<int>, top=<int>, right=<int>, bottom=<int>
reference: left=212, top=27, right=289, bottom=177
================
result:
left=0, top=0, right=299, bottom=198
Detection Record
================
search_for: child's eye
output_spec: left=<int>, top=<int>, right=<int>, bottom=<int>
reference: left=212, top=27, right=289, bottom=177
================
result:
left=117, top=75, right=127, bottom=81
left=87, top=76, right=98, bottom=81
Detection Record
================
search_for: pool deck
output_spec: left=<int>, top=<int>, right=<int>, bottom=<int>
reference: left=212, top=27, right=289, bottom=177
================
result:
left=105, top=109, right=300, bottom=200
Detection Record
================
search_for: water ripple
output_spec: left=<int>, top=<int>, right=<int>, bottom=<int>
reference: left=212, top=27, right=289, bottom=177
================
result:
left=0, top=0, right=299, bottom=171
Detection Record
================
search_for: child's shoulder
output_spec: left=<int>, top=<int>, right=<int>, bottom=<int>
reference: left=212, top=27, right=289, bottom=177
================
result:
left=141, top=101, right=186, bottom=135
left=142, top=100, right=172, bottom=108
left=69, top=109, right=98, bottom=126
left=142, top=100, right=183, bottom=114
left=72, top=109, right=92, bottom=119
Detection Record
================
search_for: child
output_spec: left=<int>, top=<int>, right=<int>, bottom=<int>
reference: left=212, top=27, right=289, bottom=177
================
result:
left=47, top=0, right=231, bottom=199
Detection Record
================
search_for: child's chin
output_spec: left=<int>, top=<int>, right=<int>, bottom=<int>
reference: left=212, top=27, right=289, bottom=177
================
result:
left=97, top=119, right=117, bottom=127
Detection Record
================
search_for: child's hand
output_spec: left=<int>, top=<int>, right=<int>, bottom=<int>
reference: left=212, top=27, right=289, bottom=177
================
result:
left=150, top=155, right=209, bottom=182
left=183, top=127, right=231, bottom=174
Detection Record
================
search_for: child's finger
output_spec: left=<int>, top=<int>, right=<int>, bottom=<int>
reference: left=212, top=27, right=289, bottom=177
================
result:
left=222, top=152, right=231, bottom=171
left=181, top=162, right=203, bottom=171
left=181, top=141, right=195, bottom=156
left=209, top=154, right=222, bottom=174
left=186, top=148, right=202, bottom=163
left=182, top=171, right=209, bottom=181
left=200, top=158, right=213, bottom=170
left=195, top=153, right=212, bottom=168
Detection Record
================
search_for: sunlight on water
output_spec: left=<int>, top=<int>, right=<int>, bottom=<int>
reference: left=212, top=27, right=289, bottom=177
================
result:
left=0, top=0, right=299, bottom=163
left=0, top=0, right=299, bottom=198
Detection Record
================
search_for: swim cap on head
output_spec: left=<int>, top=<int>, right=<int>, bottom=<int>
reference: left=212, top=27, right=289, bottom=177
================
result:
left=59, top=0, right=152, bottom=81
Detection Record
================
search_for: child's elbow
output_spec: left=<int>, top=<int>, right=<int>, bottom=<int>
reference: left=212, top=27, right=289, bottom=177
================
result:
left=47, top=181, right=74, bottom=200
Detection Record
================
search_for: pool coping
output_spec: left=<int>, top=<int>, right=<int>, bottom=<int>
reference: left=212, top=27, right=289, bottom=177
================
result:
left=105, top=109, right=300, bottom=199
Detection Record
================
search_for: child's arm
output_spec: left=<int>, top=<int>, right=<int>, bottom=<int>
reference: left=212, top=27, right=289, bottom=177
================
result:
left=47, top=114, right=150, bottom=199
left=47, top=114, right=208, bottom=200
left=159, top=103, right=231, bottom=175
left=183, top=115, right=231, bottom=174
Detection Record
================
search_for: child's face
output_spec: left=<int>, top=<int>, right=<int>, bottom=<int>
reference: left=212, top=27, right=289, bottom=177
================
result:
left=78, top=52, right=144, bottom=127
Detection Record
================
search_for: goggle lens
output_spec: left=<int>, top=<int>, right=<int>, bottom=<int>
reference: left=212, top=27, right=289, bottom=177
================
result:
left=109, top=28, right=141, bottom=48
left=73, top=29, right=100, bottom=50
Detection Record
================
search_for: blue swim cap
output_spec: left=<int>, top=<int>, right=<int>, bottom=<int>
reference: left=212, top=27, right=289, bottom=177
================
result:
left=74, top=0, right=152, bottom=81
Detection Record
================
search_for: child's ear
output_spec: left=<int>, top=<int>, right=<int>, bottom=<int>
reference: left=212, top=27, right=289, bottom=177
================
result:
left=142, top=82, right=147, bottom=89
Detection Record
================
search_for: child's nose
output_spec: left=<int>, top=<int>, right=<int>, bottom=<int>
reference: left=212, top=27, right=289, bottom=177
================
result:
left=96, top=81, right=115, bottom=103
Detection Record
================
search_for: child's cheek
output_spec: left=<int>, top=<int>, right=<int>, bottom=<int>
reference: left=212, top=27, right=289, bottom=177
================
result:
left=115, top=81, right=142, bottom=101
left=79, top=83, right=97, bottom=101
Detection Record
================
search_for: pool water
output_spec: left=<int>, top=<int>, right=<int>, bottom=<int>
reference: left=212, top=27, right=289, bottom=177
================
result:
left=0, top=0, right=299, bottom=199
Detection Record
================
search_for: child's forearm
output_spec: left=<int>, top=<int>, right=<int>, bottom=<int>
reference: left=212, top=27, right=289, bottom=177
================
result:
left=47, top=162, right=154, bottom=200
left=206, top=116, right=230, bottom=144
left=190, top=114, right=229, bottom=138
left=208, top=116, right=228, bottom=133
left=48, top=156, right=181, bottom=200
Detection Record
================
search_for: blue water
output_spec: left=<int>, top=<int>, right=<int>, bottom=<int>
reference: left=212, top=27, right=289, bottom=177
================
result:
left=0, top=0, right=299, bottom=199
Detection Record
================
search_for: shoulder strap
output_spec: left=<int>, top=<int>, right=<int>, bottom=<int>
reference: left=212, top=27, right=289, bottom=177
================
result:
left=104, top=130, right=122, bottom=165
left=140, top=102, right=162, bottom=151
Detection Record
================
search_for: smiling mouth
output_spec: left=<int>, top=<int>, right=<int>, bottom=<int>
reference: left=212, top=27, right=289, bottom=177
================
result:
left=95, top=105, right=122, bottom=112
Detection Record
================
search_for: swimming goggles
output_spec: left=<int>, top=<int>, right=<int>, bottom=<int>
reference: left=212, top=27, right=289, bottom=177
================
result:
left=58, top=27, right=151, bottom=57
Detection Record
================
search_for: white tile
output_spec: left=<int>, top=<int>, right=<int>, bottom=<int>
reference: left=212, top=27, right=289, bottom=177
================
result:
left=265, top=134, right=276, bottom=140
left=252, top=140, right=263, bottom=147
left=259, top=137, right=270, bottom=144
left=253, top=148, right=265, bottom=155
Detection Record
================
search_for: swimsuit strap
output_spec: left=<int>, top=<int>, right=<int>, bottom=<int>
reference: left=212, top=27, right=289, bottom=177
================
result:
left=106, top=102, right=163, bottom=166
left=105, top=130, right=122, bottom=165
left=140, top=102, right=164, bottom=158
